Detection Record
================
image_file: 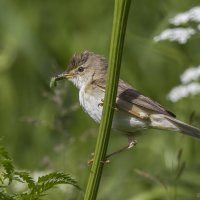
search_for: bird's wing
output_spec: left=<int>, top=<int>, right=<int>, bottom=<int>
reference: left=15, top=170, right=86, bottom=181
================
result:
left=95, top=79, right=175, bottom=120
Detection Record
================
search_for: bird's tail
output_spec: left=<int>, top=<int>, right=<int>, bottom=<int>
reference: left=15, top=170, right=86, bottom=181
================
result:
left=150, top=114, right=200, bottom=139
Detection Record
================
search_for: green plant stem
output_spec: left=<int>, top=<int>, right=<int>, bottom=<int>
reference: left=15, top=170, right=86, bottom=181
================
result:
left=83, top=0, right=131, bottom=199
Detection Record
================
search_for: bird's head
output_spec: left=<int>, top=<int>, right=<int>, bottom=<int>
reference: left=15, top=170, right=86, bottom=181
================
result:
left=53, top=51, right=107, bottom=89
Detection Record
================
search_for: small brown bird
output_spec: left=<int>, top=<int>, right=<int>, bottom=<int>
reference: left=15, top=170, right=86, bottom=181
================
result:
left=51, top=51, right=200, bottom=157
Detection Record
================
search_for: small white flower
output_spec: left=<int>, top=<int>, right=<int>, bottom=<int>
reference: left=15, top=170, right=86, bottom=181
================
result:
left=180, top=65, right=200, bottom=84
left=154, top=28, right=196, bottom=44
left=167, top=82, right=200, bottom=102
left=170, top=6, right=200, bottom=25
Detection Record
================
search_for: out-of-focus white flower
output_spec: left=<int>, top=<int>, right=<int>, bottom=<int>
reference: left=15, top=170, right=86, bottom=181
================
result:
left=154, top=6, right=200, bottom=44
left=154, top=28, right=196, bottom=44
left=12, top=180, right=27, bottom=192
left=170, top=6, right=200, bottom=25
left=58, top=184, right=74, bottom=193
left=167, top=82, right=200, bottom=102
left=180, top=65, right=200, bottom=83
left=155, top=7, right=200, bottom=102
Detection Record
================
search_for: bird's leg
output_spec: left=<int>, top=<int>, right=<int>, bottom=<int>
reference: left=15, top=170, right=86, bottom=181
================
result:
left=105, top=136, right=137, bottom=159
left=87, top=137, right=137, bottom=165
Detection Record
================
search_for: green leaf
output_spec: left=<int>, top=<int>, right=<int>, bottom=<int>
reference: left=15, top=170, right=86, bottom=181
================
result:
left=14, top=171, right=35, bottom=188
left=0, top=146, right=14, bottom=184
left=36, top=172, right=81, bottom=190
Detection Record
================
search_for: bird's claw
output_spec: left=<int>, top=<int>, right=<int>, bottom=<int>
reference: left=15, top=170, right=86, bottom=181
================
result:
left=87, top=153, right=111, bottom=166
left=87, top=158, right=94, bottom=166
left=98, top=99, right=118, bottom=111
left=98, top=99, right=104, bottom=107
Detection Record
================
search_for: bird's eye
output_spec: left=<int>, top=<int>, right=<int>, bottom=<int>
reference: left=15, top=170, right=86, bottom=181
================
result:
left=78, top=66, right=84, bottom=72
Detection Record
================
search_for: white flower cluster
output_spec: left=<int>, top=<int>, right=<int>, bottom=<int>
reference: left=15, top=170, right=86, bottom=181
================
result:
left=167, top=65, right=200, bottom=102
left=153, top=7, right=200, bottom=102
left=154, top=28, right=195, bottom=44
left=181, top=65, right=200, bottom=83
left=170, top=6, right=200, bottom=25
left=154, top=6, right=200, bottom=44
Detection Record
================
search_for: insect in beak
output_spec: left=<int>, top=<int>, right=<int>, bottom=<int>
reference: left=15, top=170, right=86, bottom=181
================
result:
left=50, top=72, right=74, bottom=88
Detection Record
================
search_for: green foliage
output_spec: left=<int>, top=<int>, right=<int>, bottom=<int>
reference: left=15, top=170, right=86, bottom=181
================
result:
left=0, top=0, right=200, bottom=199
left=0, top=146, right=80, bottom=200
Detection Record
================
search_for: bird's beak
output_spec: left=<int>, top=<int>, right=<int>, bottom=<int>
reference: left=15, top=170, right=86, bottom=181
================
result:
left=54, top=72, right=73, bottom=81
left=50, top=71, right=74, bottom=88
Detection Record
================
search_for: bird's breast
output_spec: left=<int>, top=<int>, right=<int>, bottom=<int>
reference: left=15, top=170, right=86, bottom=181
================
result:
left=78, top=84, right=148, bottom=133
left=79, top=85, right=104, bottom=123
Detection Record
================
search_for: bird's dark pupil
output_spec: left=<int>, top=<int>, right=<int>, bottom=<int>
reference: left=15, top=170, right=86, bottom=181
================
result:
left=78, top=67, right=84, bottom=72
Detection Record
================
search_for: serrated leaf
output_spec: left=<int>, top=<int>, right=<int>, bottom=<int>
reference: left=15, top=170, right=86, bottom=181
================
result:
left=14, top=171, right=35, bottom=188
left=29, top=172, right=81, bottom=198
left=0, top=148, right=14, bottom=184
left=0, top=147, right=10, bottom=160
left=38, top=172, right=80, bottom=189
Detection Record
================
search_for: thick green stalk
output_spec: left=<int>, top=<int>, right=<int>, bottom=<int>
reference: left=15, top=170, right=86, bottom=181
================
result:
left=84, top=0, right=131, bottom=199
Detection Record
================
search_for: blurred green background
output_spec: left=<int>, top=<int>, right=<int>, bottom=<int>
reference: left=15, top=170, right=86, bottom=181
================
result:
left=0, top=0, right=200, bottom=199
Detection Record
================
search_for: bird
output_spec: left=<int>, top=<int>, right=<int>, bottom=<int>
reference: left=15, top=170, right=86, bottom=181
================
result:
left=51, top=51, right=200, bottom=158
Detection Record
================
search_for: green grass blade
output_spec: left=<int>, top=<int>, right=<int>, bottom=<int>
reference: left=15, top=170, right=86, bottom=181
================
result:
left=84, top=0, right=131, bottom=199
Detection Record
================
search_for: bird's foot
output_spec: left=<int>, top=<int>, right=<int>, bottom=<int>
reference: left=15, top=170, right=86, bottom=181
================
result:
left=98, top=99, right=118, bottom=111
left=98, top=99, right=104, bottom=107
left=128, top=137, right=137, bottom=149
left=87, top=153, right=111, bottom=166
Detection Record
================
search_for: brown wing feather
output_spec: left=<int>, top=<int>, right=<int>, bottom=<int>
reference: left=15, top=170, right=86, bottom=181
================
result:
left=94, top=78, right=175, bottom=119
left=117, top=80, right=176, bottom=117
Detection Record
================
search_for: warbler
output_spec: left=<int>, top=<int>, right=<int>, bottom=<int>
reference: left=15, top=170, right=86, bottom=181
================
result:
left=51, top=51, right=200, bottom=157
